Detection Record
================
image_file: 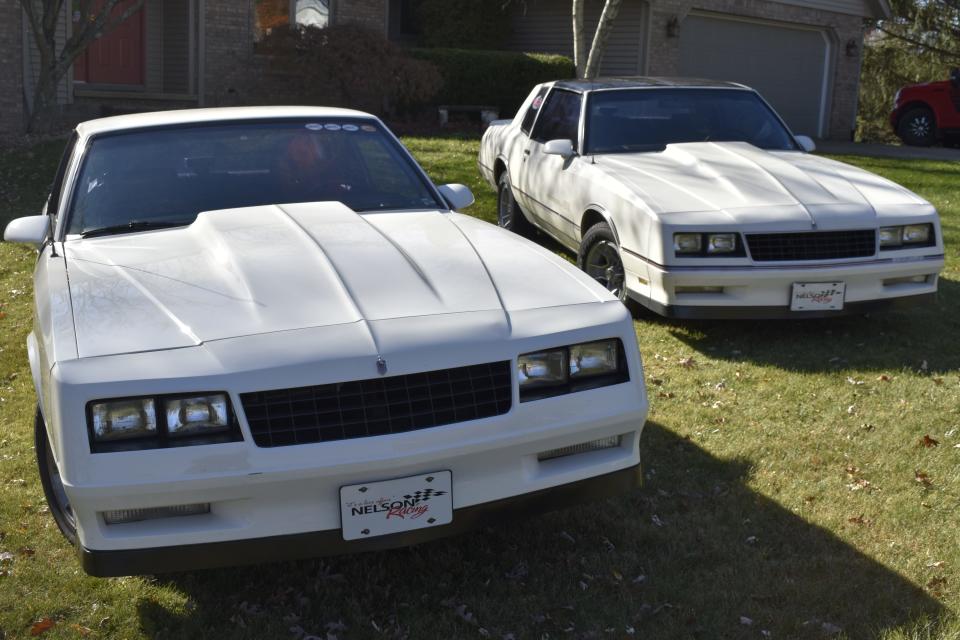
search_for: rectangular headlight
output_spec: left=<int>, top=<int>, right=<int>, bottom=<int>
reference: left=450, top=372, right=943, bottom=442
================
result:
left=674, top=233, right=702, bottom=254
left=91, top=398, right=157, bottom=442
left=879, top=226, right=903, bottom=247
left=518, top=349, right=568, bottom=388
left=570, top=340, right=619, bottom=378
left=706, top=233, right=737, bottom=253
left=165, top=394, right=229, bottom=436
left=902, top=224, right=932, bottom=244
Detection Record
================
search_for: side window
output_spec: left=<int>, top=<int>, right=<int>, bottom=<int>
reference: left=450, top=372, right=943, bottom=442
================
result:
left=520, top=86, right=550, bottom=135
left=530, top=89, right=583, bottom=145
left=44, top=132, right=78, bottom=218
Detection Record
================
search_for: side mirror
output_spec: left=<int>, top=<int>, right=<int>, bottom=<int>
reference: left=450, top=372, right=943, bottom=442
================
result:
left=951, top=68, right=960, bottom=88
left=437, top=183, right=475, bottom=211
left=543, top=139, right=576, bottom=158
left=795, top=135, right=816, bottom=153
left=4, top=215, right=51, bottom=247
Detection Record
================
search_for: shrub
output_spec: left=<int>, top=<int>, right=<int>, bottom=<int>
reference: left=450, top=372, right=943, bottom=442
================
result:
left=409, top=48, right=575, bottom=117
left=252, top=24, right=442, bottom=115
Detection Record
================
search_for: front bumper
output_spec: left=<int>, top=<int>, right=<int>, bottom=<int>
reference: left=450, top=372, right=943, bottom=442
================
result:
left=621, top=253, right=944, bottom=320
left=80, top=462, right=641, bottom=576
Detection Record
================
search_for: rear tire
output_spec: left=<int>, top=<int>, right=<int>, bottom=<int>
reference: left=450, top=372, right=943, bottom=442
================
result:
left=36, top=407, right=77, bottom=546
left=497, top=172, right=533, bottom=236
left=897, top=107, right=937, bottom=147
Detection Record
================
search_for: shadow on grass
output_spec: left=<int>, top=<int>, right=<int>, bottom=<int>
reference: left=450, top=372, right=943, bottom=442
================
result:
left=136, top=423, right=943, bottom=639
left=647, top=277, right=960, bottom=375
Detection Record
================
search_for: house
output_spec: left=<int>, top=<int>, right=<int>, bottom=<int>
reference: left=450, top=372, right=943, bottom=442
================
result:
left=1, top=0, right=888, bottom=141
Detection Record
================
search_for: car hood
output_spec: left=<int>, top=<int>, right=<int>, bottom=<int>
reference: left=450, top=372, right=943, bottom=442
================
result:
left=594, top=141, right=927, bottom=223
left=65, top=202, right=605, bottom=358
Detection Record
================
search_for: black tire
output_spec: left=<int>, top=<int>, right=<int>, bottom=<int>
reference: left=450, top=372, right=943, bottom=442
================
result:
left=35, top=407, right=77, bottom=546
left=578, top=222, right=627, bottom=302
left=897, top=107, right=938, bottom=147
left=497, top=172, right=533, bottom=236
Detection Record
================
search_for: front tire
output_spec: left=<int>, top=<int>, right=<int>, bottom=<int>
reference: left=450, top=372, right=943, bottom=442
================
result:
left=897, top=107, right=938, bottom=147
left=578, top=222, right=627, bottom=301
left=36, top=407, right=77, bottom=546
left=497, top=172, right=533, bottom=236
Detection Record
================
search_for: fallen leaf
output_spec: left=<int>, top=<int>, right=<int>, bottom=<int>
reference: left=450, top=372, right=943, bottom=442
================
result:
left=915, top=470, right=933, bottom=487
left=18, top=547, right=34, bottom=557
left=30, top=618, right=56, bottom=636
left=920, top=435, right=940, bottom=448
left=927, top=576, right=947, bottom=594
left=657, top=391, right=675, bottom=399
left=69, top=624, right=92, bottom=636
left=876, top=374, right=891, bottom=382
left=648, top=377, right=663, bottom=386
left=847, top=478, right=876, bottom=492
left=822, top=622, right=843, bottom=635
left=678, top=357, right=697, bottom=368
left=739, top=616, right=753, bottom=626
left=846, top=404, right=857, bottom=415
left=848, top=514, right=871, bottom=525
left=846, top=377, right=864, bottom=385
left=845, top=465, right=861, bottom=476
left=933, top=377, right=944, bottom=386
left=927, top=561, right=946, bottom=569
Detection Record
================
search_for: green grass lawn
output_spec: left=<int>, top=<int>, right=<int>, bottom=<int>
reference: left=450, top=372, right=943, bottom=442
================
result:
left=1, top=137, right=958, bottom=639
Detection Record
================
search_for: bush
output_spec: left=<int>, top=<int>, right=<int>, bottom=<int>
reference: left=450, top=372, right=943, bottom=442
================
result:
left=415, top=0, right=512, bottom=50
left=252, top=24, right=442, bottom=115
left=409, top=48, right=575, bottom=117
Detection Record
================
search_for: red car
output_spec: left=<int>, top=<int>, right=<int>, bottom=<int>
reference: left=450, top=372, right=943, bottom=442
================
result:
left=891, top=68, right=960, bottom=146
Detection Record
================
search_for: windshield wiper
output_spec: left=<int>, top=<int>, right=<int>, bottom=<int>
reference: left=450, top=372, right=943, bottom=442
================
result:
left=80, top=220, right=193, bottom=239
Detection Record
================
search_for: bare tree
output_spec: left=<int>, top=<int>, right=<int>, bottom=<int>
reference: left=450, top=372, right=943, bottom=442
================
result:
left=571, top=0, right=624, bottom=79
left=20, top=0, right=146, bottom=132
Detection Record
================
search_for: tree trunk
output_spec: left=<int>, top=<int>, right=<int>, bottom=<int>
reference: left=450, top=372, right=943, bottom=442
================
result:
left=572, top=0, right=586, bottom=78
left=583, top=0, right=624, bottom=79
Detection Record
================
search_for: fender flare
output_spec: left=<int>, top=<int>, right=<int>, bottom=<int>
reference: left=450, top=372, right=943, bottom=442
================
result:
left=26, top=332, right=45, bottom=417
left=580, top=205, right=621, bottom=247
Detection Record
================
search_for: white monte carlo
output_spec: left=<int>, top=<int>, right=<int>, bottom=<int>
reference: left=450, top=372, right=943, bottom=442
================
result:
left=4, top=107, right=648, bottom=576
left=479, top=78, right=945, bottom=318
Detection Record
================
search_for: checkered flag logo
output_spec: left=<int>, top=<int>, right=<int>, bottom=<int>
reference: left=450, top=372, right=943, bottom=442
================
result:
left=403, top=488, right=447, bottom=503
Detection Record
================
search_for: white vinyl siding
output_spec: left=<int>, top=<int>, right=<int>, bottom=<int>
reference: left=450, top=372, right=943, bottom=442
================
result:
left=506, top=0, right=649, bottom=76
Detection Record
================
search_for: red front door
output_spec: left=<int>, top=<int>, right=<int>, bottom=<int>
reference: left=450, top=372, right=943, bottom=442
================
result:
left=76, top=0, right=145, bottom=86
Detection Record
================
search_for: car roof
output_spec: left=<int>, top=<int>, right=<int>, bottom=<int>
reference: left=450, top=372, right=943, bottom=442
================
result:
left=552, top=76, right=751, bottom=92
left=75, top=106, right=376, bottom=139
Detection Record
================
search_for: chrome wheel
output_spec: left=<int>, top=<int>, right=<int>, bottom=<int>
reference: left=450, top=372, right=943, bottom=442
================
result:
left=585, top=240, right=625, bottom=299
left=497, top=181, right=513, bottom=228
left=908, top=115, right=931, bottom=139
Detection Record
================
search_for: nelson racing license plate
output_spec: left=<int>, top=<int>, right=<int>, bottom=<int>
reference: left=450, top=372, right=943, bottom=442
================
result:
left=339, top=471, right=453, bottom=541
left=790, top=282, right=846, bottom=311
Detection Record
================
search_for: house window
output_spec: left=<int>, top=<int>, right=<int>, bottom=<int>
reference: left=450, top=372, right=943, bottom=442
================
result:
left=255, top=0, right=329, bottom=39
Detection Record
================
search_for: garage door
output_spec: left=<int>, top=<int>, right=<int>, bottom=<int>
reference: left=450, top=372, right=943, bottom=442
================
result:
left=679, top=14, right=831, bottom=138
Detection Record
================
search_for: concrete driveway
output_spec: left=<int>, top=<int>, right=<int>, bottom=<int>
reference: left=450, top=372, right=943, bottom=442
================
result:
left=816, top=140, right=960, bottom=161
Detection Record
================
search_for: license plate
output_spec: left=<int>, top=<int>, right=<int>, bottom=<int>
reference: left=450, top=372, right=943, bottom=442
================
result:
left=339, top=471, right=453, bottom=541
left=790, top=282, right=845, bottom=311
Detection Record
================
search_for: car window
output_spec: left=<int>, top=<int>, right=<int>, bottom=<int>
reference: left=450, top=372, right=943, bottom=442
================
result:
left=530, top=89, right=582, bottom=145
left=65, top=120, right=445, bottom=236
left=520, top=86, right=550, bottom=135
left=45, top=132, right=78, bottom=218
left=584, top=88, right=799, bottom=154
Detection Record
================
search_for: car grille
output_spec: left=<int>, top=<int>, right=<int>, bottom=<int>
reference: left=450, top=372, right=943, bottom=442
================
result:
left=240, top=361, right=513, bottom=447
left=746, top=230, right=876, bottom=261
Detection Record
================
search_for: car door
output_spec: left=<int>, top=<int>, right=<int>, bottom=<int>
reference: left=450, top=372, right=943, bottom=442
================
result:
left=517, top=88, right=584, bottom=246
left=507, top=85, right=549, bottom=216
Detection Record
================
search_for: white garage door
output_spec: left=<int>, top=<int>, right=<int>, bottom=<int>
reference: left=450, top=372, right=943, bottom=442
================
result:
left=679, top=14, right=832, bottom=138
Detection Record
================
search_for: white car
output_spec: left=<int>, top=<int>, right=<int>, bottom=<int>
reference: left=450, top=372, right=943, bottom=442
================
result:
left=3, top=107, right=648, bottom=576
left=479, top=78, right=945, bottom=318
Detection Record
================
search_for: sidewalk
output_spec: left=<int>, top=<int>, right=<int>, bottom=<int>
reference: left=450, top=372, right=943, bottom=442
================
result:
left=816, top=140, right=960, bottom=161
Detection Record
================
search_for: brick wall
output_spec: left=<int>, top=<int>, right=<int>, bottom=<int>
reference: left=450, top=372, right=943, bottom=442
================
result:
left=0, top=2, right=24, bottom=138
left=646, top=0, right=865, bottom=139
left=203, top=0, right=256, bottom=106
left=334, top=0, right=388, bottom=34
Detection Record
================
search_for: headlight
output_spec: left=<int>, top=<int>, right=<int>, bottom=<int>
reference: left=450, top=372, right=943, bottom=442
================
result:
left=674, top=232, right=743, bottom=257
left=706, top=233, right=737, bottom=254
left=519, top=339, right=628, bottom=402
left=166, top=394, right=229, bottom=436
left=87, top=392, right=240, bottom=452
left=880, top=224, right=934, bottom=249
left=91, top=399, right=157, bottom=441
left=673, top=233, right=702, bottom=254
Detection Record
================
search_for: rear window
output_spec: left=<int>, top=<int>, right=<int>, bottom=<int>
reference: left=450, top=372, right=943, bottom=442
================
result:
left=66, top=119, right=444, bottom=236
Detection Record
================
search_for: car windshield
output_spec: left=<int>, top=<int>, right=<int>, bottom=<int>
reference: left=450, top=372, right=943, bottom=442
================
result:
left=584, top=88, right=798, bottom=154
left=66, top=119, right=445, bottom=236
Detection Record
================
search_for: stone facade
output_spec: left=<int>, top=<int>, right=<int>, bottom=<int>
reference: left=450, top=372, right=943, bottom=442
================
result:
left=333, top=0, right=388, bottom=33
left=0, top=1, right=24, bottom=139
left=203, top=0, right=257, bottom=106
left=645, top=0, right=864, bottom=139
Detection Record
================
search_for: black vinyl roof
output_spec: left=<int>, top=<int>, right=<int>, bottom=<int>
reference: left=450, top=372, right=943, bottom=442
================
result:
left=552, top=76, right=750, bottom=92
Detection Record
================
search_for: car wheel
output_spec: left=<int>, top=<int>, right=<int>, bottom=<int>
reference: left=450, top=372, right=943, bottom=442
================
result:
left=497, top=172, right=532, bottom=236
left=36, top=407, right=77, bottom=545
left=898, top=107, right=937, bottom=147
left=579, top=222, right=627, bottom=301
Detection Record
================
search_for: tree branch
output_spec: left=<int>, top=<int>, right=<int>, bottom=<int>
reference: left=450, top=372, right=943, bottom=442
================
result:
left=876, top=25, right=960, bottom=62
